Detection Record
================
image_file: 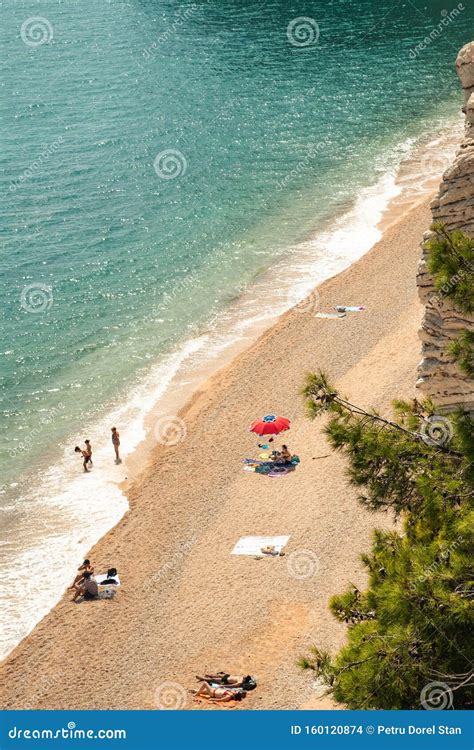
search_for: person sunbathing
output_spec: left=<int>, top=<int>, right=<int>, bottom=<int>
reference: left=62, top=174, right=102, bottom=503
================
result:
left=195, top=673, right=256, bottom=689
left=101, top=567, right=119, bottom=585
left=70, top=559, right=94, bottom=589
left=193, top=681, right=244, bottom=702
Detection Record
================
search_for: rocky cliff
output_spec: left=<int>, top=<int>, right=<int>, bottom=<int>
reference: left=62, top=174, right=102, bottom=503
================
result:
left=416, top=41, right=474, bottom=413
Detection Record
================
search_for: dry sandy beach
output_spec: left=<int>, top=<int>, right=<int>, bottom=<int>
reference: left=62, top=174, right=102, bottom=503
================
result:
left=0, top=198, right=431, bottom=711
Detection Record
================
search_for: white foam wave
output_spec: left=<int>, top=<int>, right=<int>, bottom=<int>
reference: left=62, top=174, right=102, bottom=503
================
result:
left=0, top=119, right=461, bottom=660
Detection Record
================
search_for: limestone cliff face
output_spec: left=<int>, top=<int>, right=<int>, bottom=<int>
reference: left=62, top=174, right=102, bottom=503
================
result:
left=416, top=41, right=474, bottom=413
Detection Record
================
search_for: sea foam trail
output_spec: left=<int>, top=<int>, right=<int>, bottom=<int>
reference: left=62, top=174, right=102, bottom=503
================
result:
left=0, top=122, right=462, bottom=660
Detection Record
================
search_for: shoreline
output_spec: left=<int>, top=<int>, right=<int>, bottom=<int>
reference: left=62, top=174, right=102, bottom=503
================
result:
left=0, top=118, right=462, bottom=664
left=1, top=194, right=433, bottom=709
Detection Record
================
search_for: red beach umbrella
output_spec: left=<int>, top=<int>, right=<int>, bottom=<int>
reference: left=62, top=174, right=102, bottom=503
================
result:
left=249, top=414, right=291, bottom=436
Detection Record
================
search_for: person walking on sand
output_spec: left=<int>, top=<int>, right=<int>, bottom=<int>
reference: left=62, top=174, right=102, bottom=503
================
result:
left=84, top=439, right=93, bottom=467
left=111, top=427, right=121, bottom=463
left=75, top=445, right=90, bottom=472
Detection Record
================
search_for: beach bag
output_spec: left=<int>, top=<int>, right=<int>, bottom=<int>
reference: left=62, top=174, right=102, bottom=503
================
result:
left=243, top=676, right=257, bottom=691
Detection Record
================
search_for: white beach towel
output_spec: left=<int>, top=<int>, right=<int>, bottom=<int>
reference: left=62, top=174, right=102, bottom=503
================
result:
left=231, top=535, right=290, bottom=556
left=96, top=573, right=121, bottom=586
left=315, top=312, right=346, bottom=319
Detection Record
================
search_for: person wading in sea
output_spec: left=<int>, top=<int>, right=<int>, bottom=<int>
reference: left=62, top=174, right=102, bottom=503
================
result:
left=75, top=446, right=90, bottom=473
left=111, top=427, right=121, bottom=463
left=84, top=439, right=92, bottom=467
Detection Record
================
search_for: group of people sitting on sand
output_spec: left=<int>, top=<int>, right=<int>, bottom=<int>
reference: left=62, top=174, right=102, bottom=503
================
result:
left=70, top=559, right=119, bottom=602
left=192, top=673, right=257, bottom=703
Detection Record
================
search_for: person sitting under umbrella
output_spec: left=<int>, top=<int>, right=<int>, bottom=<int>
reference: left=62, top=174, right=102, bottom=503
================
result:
left=271, top=444, right=292, bottom=465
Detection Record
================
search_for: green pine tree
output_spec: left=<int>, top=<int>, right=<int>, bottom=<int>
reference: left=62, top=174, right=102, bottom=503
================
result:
left=299, top=374, right=473, bottom=709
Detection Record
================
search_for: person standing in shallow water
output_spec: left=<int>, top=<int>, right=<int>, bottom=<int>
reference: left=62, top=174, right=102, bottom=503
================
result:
left=84, top=439, right=92, bottom=467
left=111, top=427, right=121, bottom=463
left=75, top=446, right=89, bottom=472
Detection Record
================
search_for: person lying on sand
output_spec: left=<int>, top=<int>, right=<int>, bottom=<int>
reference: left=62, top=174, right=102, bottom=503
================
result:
left=195, top=673, right=256, bottom=689
left=101, top=567, right=119, bottom=585
left=70, top=559, right=94, bottom=589
left=192, top=682, right=245, bottom=702
left=75, top=446, right=90, bottom=472
left=71, top=571, right=99, bottom=602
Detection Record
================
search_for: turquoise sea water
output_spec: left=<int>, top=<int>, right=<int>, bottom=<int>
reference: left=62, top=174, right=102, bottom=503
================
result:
left=0, top=0, right=472, bottom=655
